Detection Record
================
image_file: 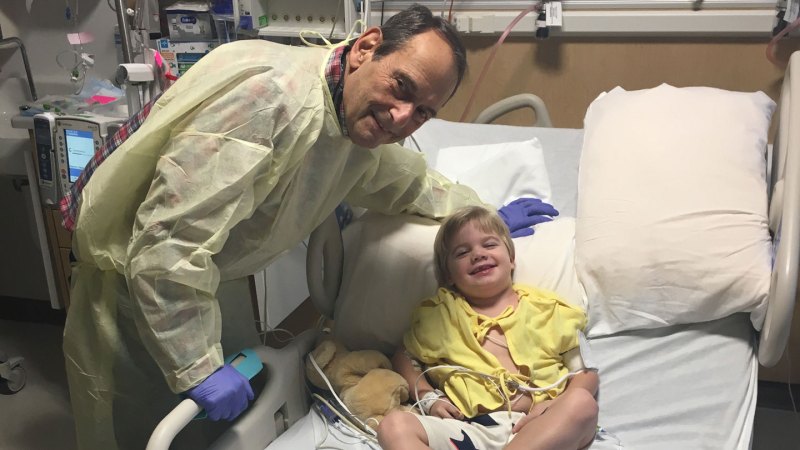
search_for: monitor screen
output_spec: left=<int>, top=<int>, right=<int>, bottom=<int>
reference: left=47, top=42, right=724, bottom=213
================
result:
left=64, top=128, right=94, bottom=183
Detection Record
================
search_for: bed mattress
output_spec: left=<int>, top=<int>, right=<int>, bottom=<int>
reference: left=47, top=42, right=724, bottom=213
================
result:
left=267, top=313, right=757, bottom=450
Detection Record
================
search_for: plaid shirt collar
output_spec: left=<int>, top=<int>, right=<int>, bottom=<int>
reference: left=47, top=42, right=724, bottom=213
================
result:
left=324, top=45, right=350, bottom=136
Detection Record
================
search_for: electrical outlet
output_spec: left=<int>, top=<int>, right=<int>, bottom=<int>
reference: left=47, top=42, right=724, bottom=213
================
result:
left=450, top=14, right=462, bottom=31
left=238, top=0, right=252, bottom=16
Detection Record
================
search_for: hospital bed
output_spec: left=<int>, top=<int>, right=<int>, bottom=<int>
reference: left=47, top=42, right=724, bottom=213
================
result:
left=148, top=50, right=800, bottom=450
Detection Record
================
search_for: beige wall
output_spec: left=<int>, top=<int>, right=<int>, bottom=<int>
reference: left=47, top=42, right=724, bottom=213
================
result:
left=439, top=37, right=800, bottom=130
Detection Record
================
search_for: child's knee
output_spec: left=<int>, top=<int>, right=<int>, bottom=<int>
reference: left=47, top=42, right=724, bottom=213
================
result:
left=377, top=410, right=419, bottom=441
left=566, top=389, right=599, bottom=427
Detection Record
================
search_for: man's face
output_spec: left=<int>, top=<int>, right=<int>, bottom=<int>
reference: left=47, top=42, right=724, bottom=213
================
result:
left=343, top=28, right=459, bottom=148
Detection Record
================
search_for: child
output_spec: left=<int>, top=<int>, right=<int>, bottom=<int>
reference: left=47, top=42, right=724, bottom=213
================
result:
left=377, top=206, right=598, bottom=450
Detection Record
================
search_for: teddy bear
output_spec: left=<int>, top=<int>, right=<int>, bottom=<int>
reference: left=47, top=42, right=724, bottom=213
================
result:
left=305, top=337, right=410, bottom=427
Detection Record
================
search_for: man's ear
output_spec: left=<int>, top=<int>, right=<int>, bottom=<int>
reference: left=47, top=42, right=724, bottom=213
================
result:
left=348, top=27, right=383, bottom=70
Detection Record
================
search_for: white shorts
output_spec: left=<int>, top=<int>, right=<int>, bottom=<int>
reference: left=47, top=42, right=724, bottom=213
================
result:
left=413, top=410, right=526, bottom=450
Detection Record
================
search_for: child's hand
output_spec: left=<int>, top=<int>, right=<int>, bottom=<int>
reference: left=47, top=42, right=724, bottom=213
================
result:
left=430, top=400, right=464, bottom=420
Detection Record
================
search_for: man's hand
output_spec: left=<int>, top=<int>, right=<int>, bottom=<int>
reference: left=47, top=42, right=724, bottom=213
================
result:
left=498, top=198, right=559, bottom=238
left=186, top=364, right=254, bottom=421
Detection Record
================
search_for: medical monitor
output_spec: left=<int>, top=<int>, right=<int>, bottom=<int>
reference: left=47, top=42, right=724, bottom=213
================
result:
left=54, top=115, right=124, bottom=199
left=64, top=128, right=95, bottom=183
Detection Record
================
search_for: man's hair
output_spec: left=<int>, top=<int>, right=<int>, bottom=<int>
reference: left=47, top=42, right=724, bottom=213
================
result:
left=374, top=4, right=467, bottom=95
left=433, top=206, right=515, bottom=287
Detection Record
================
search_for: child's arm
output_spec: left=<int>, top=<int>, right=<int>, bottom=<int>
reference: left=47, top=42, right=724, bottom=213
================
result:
left=391, top=346, right=463, bottom=419
left=565, top=370, right=599, bottom=396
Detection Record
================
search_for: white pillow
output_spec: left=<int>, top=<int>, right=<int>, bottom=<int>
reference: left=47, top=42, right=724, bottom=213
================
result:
left=426, top=139, right=552, bottom=207
left=575, top=84, right=775, bottom=337
left=514, top=218, right=586, bottom=310
left=333, top=214, right=584, bottom=355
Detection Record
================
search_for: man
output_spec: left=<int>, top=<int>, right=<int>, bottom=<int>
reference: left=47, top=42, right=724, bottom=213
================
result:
left=63, top=5, right=554, bottom=449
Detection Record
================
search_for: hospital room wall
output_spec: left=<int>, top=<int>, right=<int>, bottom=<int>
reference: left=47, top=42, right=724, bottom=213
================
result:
left=442, top=37, right=800, bottom=132
left=0, top=1, right=120, bottom=96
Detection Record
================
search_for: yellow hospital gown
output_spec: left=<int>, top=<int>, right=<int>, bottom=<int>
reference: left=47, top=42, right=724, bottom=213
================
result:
left=404, top=285, right=586, bottom=418
left=63, top=40, right=482, bottom=450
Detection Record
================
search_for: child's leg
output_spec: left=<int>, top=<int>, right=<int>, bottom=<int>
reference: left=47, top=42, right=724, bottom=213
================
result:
left=506, top=388, right=599, bottom=450
left=377, top=410, right=429, bottom=450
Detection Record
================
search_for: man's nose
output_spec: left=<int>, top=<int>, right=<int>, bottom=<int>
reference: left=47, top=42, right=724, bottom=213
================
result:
left=471, top=251, right=487, bottom=262
left=390, top=101, right=415, bottom=127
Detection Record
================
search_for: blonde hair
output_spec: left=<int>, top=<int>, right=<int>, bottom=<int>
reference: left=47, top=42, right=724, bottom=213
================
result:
left=433, top=206, right=515, bottom=287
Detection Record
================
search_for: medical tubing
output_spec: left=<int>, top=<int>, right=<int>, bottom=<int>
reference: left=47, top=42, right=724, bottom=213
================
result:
left=300, top=20, right=365, bottom=48
left=307, top=354, right=378, bottom=436
left=413, top=364, right=580, bottom=416
left=412, top=365, right=514, bottom=448
left=300, top=31, right=334, bottom=48
left=417, top=389, right=446, bottom=414
left=312, top=393, right=380, bottom=445
left=767, top=15, right=800, bottom=68
left=786, top=343, right=799, bottom=414
left=459, top=3, right=541, bottom=123
left=329, top=0, right=344, bottom=39
left=313, top=394, right=365, bottom=434
left=308, top=355, right=357, bottom=418
left=313, top=403, right=332, bottom=449
left=311, top=400, right=380, bottom=450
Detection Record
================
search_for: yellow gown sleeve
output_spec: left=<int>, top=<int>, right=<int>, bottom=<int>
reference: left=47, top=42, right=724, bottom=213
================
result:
left=345, top=143, right=486, bottom=219
left=552, top=298, right=587, bottom=355
left=125, top=72, right=322, bottom=393
left=403, top=292, right=453, bottom=364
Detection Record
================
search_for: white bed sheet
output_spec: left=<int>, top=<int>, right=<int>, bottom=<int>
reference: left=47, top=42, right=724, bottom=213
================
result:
left=266, top=122, right=757, bottom=450
left=267, top=313, right=757, bottom=450
left=588, top=313, right=757, bottom=450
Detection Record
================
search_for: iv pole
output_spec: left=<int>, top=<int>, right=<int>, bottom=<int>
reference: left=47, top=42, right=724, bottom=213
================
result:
left=116, top=0, right=134, bottom=64
left=115, top=0, right=155, bottom=117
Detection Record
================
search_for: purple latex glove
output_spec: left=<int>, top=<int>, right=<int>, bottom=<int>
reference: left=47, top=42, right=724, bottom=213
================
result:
left=498, top=198, right=559, bottom=238
left=186, top=364, right=254, bottom=421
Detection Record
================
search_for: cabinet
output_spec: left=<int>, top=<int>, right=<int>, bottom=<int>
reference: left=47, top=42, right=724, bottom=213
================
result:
left=41, top=206, right=72, bottom=309
left=16, top=123, right=72, bottom=310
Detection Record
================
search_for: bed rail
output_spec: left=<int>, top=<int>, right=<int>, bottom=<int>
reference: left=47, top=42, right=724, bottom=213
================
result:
left=145, top=331, right=317, bottom=450
left=473, top=93, right=553, bottom=127
left=760, top=50, right=800, bottom=367
left=306, top=213, right=343, bottom=319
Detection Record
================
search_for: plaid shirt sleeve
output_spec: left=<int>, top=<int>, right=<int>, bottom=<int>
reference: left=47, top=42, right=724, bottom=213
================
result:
left=59, top=92, right=163, bottom=232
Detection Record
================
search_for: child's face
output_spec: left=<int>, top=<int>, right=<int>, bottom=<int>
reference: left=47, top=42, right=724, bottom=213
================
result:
left=446, top=221, right=515, bottom=300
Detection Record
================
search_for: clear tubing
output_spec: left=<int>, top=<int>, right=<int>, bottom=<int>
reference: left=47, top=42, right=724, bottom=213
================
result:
left=459, top=4, right=540, bottom=123
left=767, top=16, right=800, bottom=68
